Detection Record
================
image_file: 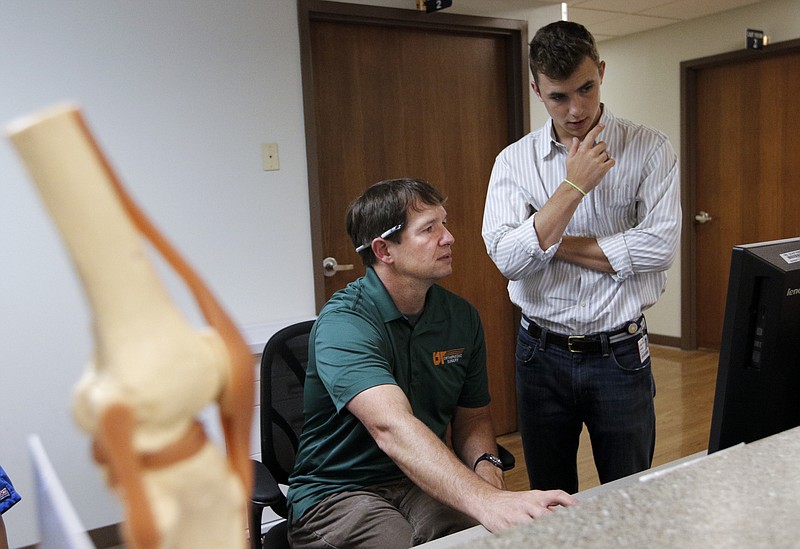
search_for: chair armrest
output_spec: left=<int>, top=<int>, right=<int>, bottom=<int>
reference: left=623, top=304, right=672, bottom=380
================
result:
left=251, top=460, right=288, bottom=518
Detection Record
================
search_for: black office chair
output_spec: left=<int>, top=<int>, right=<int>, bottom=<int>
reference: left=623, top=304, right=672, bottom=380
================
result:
left=250, top=319, right=314, bottom=549
left=248, top=319, right=515, bottom=548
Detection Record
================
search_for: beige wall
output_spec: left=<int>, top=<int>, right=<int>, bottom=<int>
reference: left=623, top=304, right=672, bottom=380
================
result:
left=597, top=0, right=800, bottom=337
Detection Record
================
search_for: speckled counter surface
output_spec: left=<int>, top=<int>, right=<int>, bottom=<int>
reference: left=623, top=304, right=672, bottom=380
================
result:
left=463, top=426, right=800, bottom=549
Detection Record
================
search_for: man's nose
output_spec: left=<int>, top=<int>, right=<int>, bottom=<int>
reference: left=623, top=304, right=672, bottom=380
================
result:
left=441, top=227, right=455, bottom=245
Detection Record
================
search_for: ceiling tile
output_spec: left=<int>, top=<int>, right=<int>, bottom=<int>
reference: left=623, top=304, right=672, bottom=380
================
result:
left=569, top=0, right=676, bottom=13
left=641, top=0, right=765, bottom=19
left=582, top=12, right=682, bottom=37
left=567, top=7, right=623, bottom=25
left=442, top=0, right=770, bottom=42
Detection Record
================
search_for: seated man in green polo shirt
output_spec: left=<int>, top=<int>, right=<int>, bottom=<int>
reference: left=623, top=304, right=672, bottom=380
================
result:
left=287, top=178, right=577, bottom=548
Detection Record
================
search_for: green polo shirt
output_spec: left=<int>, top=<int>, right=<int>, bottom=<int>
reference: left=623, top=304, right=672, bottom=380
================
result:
left=286, top=267, right=490, bottom=523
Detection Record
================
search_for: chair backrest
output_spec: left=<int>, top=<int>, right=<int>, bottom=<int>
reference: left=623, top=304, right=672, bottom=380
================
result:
left=259, top=320, right=315, bottom=486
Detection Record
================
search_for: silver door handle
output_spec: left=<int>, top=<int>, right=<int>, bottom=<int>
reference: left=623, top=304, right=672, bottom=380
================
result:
left=322, top=256, right=354, bottom=277
left=694, top=211, right=713, bottom=224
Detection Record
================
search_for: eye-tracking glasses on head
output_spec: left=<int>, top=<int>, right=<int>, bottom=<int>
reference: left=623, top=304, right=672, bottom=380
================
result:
left=355, top=223, right=404, bottom=253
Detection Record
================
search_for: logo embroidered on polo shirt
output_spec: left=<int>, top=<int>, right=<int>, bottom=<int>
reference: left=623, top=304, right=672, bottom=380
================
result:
left=0, top=487, right=10, bottom=502
left=432, top=348, right=464, bottom=366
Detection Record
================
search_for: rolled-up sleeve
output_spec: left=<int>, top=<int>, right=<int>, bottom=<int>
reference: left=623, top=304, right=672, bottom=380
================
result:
left=482, top=153, right=558, bottom=281
left=598, top=136, right=681, bottom=282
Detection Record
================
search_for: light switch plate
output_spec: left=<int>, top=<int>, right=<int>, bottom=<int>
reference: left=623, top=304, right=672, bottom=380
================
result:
left=262, top=142, right=279, bottom=171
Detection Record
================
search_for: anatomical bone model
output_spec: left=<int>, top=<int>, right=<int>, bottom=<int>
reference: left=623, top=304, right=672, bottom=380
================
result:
left=6, top=105, right=254, bottom=548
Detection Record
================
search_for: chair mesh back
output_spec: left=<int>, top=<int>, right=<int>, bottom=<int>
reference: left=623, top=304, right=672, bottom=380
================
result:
left=260, top=321, right=313, bottom=485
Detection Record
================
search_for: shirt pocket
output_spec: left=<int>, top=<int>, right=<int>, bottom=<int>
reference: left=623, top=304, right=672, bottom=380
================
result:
left=594, top=175, right=639, bottom=233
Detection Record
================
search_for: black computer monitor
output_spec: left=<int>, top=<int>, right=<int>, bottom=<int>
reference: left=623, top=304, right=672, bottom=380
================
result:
left=707, top=237, right=800, bottom=453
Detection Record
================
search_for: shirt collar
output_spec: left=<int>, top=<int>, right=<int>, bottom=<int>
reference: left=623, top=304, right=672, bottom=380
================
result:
left=534, top=119, right=557, bottom=159
left=362, top=267, right=406, bottom=324
left=362, top=267, right=445, bottom=327
left=597, top=105, right=618, bottom=148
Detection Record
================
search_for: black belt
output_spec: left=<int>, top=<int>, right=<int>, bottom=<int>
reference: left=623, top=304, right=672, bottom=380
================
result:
left=522, top=315, right=645, bottom=354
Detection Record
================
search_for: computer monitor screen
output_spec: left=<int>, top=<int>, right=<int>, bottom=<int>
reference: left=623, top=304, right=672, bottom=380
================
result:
left=707, top=237, right=800, bottom=453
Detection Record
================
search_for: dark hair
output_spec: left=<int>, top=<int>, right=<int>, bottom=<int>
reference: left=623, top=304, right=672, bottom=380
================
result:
left=346, top=178, right=446, bottom=266
left=529, top=21, right=600, bottom=85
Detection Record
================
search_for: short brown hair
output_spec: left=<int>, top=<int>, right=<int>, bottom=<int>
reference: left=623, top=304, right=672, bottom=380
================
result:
left=529, top=21, right=600, bottom=85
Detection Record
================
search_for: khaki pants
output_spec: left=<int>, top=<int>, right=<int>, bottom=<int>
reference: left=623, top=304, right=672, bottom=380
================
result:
left=288, top=477, right=477, bottom=548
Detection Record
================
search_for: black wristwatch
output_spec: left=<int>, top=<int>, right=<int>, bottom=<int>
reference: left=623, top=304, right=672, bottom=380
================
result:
left=473, top=452, right=503, bottom=471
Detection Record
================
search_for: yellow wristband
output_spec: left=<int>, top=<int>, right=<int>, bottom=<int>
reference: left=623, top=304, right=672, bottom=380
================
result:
left=564, top=178, right=587, bottom=197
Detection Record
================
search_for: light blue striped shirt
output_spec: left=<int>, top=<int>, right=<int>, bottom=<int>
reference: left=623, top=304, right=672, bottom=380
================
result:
left=482, top=106, right=681, bottom=335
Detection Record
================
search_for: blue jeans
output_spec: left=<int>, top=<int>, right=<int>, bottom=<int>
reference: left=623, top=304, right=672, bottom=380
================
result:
left=515, top=325, right=656, bottom=493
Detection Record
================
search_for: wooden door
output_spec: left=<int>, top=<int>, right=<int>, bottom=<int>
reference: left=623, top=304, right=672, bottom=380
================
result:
left=299, top=1, right=529, bottom=434
left=683, top=42, right=800, bottom=350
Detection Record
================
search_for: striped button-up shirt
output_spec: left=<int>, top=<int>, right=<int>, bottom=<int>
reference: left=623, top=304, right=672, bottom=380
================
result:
left=482, top=106, right=681, bottom=335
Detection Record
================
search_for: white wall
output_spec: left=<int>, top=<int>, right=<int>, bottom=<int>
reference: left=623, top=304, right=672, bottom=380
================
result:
left=0, top=2, right=313, bottom=546
left=1, top=0, right=799, bottom=546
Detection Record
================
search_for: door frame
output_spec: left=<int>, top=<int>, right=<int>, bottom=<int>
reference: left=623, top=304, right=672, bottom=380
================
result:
left=298, top=0, right=530, bottom=310
left=680, top=38, right=800, bottom=350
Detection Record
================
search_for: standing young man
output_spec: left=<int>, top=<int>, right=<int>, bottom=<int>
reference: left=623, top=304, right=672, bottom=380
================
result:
left=482, top=21, right=681, bottom=494
left=288, top=178, right=576, bottom=548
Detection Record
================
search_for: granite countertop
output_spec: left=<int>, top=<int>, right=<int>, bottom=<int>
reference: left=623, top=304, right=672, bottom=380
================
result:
left=463, top=426, right=800, bottom=548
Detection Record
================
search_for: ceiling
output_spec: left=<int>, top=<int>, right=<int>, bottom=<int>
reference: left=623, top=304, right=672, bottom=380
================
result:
left=447, top=0, right=766, bottom=41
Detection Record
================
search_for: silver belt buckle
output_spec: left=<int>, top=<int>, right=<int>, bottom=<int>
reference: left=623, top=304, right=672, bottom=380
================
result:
left=567, top=335, right=586, bottom=353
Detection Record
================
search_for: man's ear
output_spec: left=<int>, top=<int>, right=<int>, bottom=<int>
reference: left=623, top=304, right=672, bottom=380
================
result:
left=531, top=80, right=543, bottom=101
left=372, top=239, right=394, bottom=265
left=598, top=60, right=606, bottom=83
